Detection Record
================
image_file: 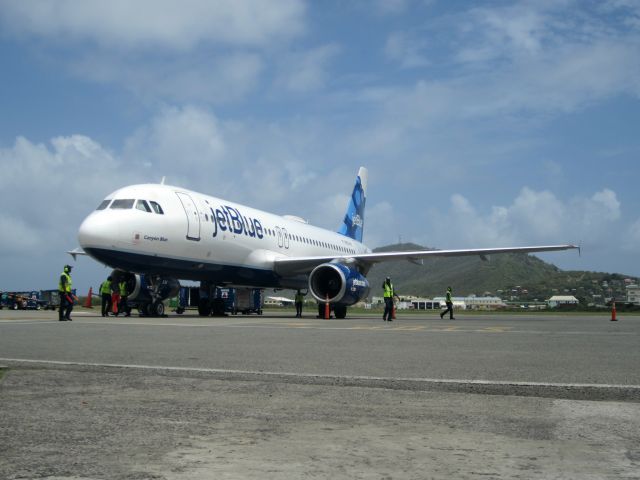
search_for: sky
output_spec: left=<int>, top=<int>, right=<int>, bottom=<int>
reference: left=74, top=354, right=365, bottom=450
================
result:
left=1, top=0, right=639, bottom=293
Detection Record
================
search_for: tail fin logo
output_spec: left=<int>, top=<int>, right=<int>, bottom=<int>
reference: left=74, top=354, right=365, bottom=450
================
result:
left=338, top=167, right=367, bottom=242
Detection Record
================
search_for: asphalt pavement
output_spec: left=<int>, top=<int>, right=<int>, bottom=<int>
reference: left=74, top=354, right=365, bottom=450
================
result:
left=1, top=309, right=639, bottom=479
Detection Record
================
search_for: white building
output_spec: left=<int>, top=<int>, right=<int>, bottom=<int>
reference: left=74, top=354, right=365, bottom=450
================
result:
left=433, top=296, right=506, bottom=310
left=546, top=295, right=579, bottom=308
left=373, top=295, right=506, bottom=310
left=410, top=298, right=441, bottom=310
left=626, top=285, right=640, bottom=305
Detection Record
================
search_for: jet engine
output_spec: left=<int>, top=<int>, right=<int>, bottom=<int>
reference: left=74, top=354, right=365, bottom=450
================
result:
left=308, top=263, right=370, bottom=307
left=110, top=270, right=180, bottom=316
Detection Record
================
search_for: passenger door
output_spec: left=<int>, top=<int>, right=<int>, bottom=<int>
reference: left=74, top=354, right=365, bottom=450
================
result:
left=175, top=192, right=201, bottom=241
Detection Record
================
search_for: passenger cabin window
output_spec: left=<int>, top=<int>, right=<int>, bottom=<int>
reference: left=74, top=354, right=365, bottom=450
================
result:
left=110, top=199, right=135, bottom=209
left=96, top=199, right=111, bottom=210
left=149, top=201, right=164, bottom=214
left=136, top=200, right=152, bottom=213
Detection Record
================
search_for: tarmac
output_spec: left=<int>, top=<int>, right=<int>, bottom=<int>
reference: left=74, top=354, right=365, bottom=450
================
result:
left=1, top=308, right=639, bottom=479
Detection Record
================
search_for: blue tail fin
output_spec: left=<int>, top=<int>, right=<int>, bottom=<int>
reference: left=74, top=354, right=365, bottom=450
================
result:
left=338, top=167, right=367, bottom=242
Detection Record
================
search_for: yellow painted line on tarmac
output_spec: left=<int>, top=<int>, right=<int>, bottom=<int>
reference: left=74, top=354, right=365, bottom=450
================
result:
left=481, top=326, right=511, bottom=333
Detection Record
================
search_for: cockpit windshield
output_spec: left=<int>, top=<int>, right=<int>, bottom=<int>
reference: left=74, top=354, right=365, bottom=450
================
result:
left=149, top=201, right=164, bottom=214
left=96, top=199, right=111, bottom=210
left=110, top=199, right=135, bottom=209
left=136, top=200, right=152, bottom=213
left=102, top=198, right=163, bottom=213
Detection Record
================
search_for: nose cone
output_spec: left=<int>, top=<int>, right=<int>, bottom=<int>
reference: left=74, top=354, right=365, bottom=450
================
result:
left=78, top=212, right=115, bottom=249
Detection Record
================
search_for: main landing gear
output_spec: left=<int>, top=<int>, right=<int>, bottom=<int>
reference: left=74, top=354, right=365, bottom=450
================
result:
left=316, top=303, right=348, bottom=319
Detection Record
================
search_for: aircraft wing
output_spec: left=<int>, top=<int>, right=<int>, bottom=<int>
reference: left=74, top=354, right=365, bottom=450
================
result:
left=273, top=244, right=579, bottom=276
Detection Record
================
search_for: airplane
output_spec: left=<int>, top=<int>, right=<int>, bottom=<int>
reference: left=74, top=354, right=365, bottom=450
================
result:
left=73, top=167, right=578, bottom=317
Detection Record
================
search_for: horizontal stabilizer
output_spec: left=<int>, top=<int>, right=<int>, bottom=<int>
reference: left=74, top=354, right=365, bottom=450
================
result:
left=67, top=247, right=87, bottom=261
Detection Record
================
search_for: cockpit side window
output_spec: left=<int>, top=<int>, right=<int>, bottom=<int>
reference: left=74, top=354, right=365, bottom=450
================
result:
left=149, top=201, right=164, bottom=214
left=96, top=199, right=111, bottom=210
left=136, top=200, right=152, bottom=213
left=110, top=199, right=135, bottom=209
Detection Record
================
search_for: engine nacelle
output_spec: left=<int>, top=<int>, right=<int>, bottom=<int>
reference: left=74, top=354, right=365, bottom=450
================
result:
left=308, top=263, right=370, bottom=306
left=110, top=270, right=180, bottom=303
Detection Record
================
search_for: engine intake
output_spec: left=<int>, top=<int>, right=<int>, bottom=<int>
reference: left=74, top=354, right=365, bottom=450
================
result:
left=110, top=270, right=180, bottom=303
left=308, top=263, right=370, bottom=306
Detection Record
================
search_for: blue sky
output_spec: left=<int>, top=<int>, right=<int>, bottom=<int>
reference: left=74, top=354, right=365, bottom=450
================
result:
left=1, top=0, right=639, bottom=293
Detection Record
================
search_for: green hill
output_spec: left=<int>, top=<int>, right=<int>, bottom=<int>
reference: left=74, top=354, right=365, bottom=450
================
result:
left=366, top=243, right=637, bottom=304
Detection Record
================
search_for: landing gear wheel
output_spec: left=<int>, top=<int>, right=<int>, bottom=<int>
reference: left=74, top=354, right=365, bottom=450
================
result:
left=198, top=299, right=211, bottom=316
left=317, top=302, right=333, bottom=319
left=151, top=301, right=165, bottom=317
left=138, top=303, right=149, bottom=316
left=212, top=298, right=226, bottom=316
left=334, top=305, right=347, bottom=319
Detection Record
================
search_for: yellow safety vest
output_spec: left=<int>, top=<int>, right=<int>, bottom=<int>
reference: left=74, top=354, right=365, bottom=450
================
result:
left=446, top=291, right=452, bottom=302
left=119, top=281, right=127, bottom=296
left=100, top=280, right=112, bottom=295
left=58, top=272, right=72, bottom=293
left=383, top=282, right=393, bottom=298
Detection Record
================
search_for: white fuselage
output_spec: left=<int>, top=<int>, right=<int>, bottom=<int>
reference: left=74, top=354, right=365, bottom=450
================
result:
left=78, top=184, right=371, bottom=288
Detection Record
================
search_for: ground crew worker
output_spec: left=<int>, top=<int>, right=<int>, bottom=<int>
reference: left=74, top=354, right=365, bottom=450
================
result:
left=99, top=276, right=112, bottom=317
left=295, top=290, right=304, bottom=318
left=382, top=277, right=398, bottom=321
left=440, top=286, right=455, bottom=320
left=58, top=265, right=74, bottom=321
left=118, top=279, right=131, bottom=317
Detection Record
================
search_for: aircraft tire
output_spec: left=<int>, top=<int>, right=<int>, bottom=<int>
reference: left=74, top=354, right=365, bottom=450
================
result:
left=151, top=301, right=165, bottom=317
left=211, top=298, right=226, bottom=316
left=334, top=305, right=347, bottom=319
left=198, top=299, right=211, bottom=316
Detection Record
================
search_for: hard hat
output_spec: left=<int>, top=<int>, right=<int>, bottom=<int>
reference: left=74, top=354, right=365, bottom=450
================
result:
left=64, top=264, right=73, bottom=271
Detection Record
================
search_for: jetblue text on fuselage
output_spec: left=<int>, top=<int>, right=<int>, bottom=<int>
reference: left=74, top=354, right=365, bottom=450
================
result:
left=210, top=205, right=264, bottom=239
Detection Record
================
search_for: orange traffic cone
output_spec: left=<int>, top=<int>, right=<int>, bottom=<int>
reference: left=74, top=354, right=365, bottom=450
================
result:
left=611, top=301, right=617, bottom=321
left=112, top=293, right=119, bottom=314
left=84, top=287, right=93, bottom=308
left=392, top=302, right=396, bottom=320
left=324, top=294, right=330, bottom=320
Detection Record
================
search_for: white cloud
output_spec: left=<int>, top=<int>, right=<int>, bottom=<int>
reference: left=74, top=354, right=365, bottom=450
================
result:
left=628, top=219, right=640, bottom=246
left=418, top=187, right=622, bottom=250
left=363, top=201, right=401, bottom=248
left=276, top=44, right=341, bottom=93
left=384, top=31, right=430, bottom=68
left=0, top=0, right=306, bottom=50
left=0, top=213, right=41, bottom=253
left=124, top=105, right=226, bottom=173
left=372, top=0, right=411, bottom=15
left=122, top=107, right=325, bottom=211
left=0, top=134, right=126, bottom=256
left=0, top=0, right=303, bottom=105
left=72, top=53, right=264, bottom=104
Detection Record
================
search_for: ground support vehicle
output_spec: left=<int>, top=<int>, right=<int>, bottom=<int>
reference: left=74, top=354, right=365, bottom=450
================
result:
left=231, top=288, right=263, bottom=315
left=0, top=291, right=48, bottom=310
left=39, top=290, right=62, bottom=310
left=171, top=286, right=264, bottom=316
